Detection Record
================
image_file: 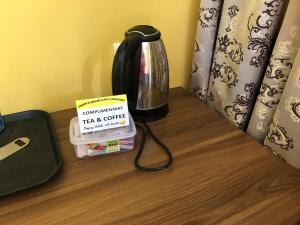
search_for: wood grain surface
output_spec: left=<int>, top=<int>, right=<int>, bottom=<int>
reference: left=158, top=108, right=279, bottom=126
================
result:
left=1, top=87, right=300, bottom=225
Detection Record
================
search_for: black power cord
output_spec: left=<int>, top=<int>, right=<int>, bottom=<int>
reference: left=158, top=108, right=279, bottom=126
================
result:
left=134, top=122, right=173, bottom=171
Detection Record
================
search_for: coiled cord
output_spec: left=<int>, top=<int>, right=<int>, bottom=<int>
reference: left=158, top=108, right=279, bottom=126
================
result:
left=134, top=122, right=173, bottom=171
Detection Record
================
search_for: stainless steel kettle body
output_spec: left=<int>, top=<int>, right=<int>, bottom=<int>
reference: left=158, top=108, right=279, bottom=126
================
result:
left=112, top=25, right=169, bottom=121
left=137, top=40, right=169, bottom=110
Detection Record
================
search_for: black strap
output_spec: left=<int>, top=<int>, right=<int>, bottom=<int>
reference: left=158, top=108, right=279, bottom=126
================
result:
left=134, top=122, right=173, bottom=171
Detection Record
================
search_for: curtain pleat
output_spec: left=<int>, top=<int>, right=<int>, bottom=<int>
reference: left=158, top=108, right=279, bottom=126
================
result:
left=264, top=47, right=300, bottom=169
left=247, top=0, right=300, bottom=142
left=189, top=0, right=223, bottom=102
left=206, top=0, right=286, bottom=130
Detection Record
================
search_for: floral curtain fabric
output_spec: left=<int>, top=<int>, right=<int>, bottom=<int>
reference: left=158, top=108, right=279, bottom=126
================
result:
left=189, top=0, right=300, bottom=169
left=189, top=0, right=223, bottom=101
left=264, top=49, right=300, bottom=169
left=247, top=0, right=300, bottom=142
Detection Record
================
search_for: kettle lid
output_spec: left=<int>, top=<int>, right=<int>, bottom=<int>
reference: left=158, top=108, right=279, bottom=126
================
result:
left=125, top=25, right=161, bottom=41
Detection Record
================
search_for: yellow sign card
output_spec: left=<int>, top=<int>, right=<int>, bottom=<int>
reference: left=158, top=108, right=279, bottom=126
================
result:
left=76, top=94, right=129, bottom=133
left=76, top=95, right=127, bottom=109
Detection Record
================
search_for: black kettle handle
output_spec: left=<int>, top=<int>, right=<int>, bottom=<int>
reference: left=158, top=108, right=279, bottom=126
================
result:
left=112, top=34, right=142, bottom=111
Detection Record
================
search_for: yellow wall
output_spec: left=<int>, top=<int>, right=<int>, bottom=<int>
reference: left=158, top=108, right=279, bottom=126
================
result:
left=0, top=0, right=199, bottom=114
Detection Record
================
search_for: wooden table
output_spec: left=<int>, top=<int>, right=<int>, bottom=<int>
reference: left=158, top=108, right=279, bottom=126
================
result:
left=1, top=88, right=300, bottom=225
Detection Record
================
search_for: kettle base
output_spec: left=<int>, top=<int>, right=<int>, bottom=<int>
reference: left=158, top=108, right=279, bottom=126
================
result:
left=131, top=104, right=169, bottom=122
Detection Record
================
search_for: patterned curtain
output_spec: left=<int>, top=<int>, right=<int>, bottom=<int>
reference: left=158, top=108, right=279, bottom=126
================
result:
left=189, top=0, right=223, bottom=101
left=189, top=0, right=300, bottom=169
left=264, top=49, right=300, bottom=169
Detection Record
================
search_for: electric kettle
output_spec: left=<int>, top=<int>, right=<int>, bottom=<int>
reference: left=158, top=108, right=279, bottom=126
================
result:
left=112, top=25, right=169, bottom=122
